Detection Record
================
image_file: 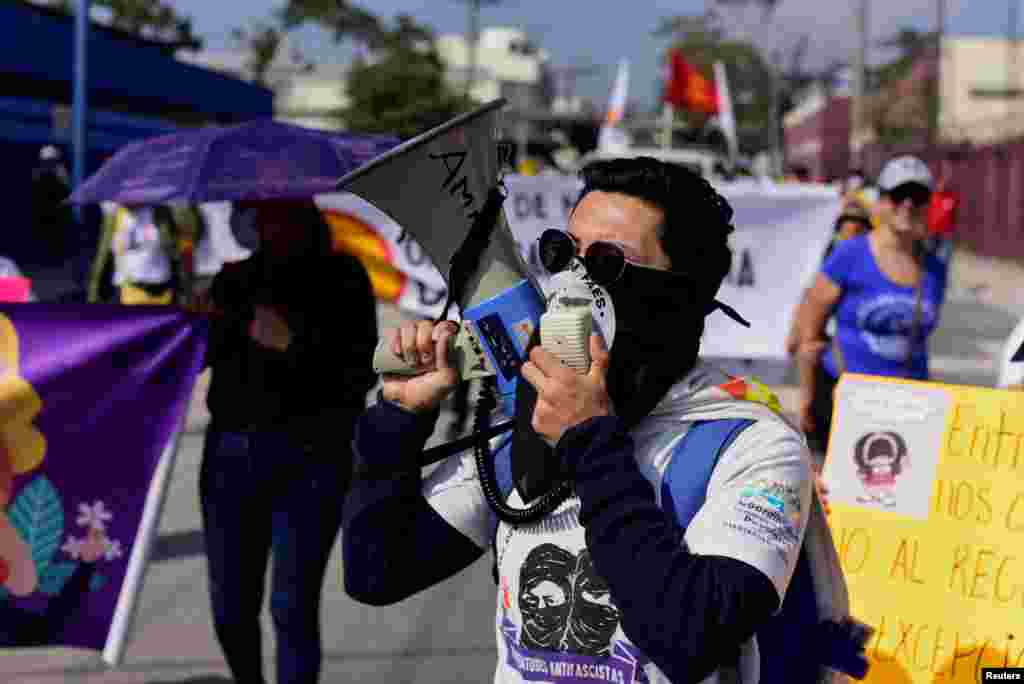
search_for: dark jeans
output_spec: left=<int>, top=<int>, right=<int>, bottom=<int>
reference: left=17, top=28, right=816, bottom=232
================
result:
left=808, top=363, right=840, bottom=462
left=199, top=429, right=350, bottom=684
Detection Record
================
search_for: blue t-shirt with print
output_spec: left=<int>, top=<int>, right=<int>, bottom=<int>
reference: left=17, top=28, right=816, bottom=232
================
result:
left=820, top=235, right=947, bottom=380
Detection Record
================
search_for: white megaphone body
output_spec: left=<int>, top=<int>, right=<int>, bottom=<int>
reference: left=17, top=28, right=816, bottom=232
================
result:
left=336, top=99, right=592, bottom=418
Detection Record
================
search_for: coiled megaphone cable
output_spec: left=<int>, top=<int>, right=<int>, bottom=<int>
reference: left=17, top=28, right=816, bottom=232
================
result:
left=473, top=376, right=574, bottom=525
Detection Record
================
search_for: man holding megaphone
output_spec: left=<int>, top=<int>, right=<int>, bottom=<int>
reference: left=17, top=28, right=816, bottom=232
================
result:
left=341, top=155, right=873, bottom=684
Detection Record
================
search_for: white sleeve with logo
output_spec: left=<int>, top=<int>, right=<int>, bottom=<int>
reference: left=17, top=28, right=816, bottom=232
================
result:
left=421, top=450, right=497, bottom=550
left=682, top=421, right=812, bottom=603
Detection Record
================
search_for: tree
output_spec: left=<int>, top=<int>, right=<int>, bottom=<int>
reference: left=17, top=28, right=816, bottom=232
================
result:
left=277, top=0, right=384, bottom=48
left=872, top=28, right=936, bottom=87
left=30, top=0, right=203, bottom=50
left=864, top=27, right=939, bottom=145
left=342, top=15, right=472, bottom=138
left=228, top=22, right=317, bottom=87
left=268, top=2, right=471, bottom=138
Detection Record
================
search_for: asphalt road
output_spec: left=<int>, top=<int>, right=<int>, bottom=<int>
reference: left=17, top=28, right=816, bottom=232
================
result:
left=1, top=281, right=1019, bottom=684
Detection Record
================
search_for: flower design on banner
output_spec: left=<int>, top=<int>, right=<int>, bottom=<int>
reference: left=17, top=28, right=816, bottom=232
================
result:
left=62, top=527, right=113, bottom=564
left=66, top=501, right=122, bottom=564
left=103, top=539, right=123, bottom=562
left=76, top=501, right=113, bottom=532
left=0, top=313, right=46, bottom=598
left=60, top=536, right=83, bottom=560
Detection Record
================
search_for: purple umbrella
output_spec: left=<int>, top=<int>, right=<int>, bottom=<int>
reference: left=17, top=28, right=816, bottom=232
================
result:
left=68, top=120, right=400, bottom=206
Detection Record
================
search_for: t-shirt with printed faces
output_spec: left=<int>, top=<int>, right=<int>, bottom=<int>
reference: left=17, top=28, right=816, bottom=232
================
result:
left=820, top=234, right=947, bottom=380
left=417, top=370, right=813, bottom=684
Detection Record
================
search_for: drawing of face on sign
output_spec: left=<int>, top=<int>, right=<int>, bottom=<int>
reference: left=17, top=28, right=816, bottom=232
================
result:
left=0, top=314, right=46, bottom=596
left=518, top=543, right=620, bottom=657
left=853, top=431, right=908, bottom=508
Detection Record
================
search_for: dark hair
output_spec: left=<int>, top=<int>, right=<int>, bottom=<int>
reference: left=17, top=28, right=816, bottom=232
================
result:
left=238, top=199, right=334, bottom=259
left=288, top=200, right=334, bottom=258
left=574, top=156, right=734, bottom=302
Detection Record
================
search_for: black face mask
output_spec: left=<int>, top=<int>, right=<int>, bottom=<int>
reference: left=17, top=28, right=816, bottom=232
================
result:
left=603, top=263, right=706, bottom=428
left=510, top=263, right=708, bottom=504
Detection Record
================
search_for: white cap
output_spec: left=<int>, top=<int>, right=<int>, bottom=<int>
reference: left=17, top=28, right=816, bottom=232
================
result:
left=40, top=145, right=61, bottom=161
left=877, top=156, right=933, bottom=192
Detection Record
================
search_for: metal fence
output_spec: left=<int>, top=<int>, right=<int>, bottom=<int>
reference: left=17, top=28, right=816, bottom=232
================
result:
left=860, top=140, right=1024, bottom=260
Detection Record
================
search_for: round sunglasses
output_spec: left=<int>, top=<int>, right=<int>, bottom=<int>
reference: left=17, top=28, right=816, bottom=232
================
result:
left=886, top=183, right=932, bottom=208
left=539, top=228, right=752, bottom=327
left=538, top=228, right=666, bottom=286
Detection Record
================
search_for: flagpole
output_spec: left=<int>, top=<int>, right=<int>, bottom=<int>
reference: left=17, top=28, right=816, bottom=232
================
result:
left=72, top=0, right=90, bottom=216
left=661, top=103, right=674, bottom=149
left=102, top=411, right=188, bottom=666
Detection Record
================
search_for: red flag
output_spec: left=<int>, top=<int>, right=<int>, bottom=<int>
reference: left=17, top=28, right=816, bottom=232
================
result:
left=927, top=188, right=958, bottom=238
left=662, top=49, right=719, bottom=115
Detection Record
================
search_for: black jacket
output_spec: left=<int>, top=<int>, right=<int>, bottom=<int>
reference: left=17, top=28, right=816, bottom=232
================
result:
left=204, top=250, right=378, bottom=448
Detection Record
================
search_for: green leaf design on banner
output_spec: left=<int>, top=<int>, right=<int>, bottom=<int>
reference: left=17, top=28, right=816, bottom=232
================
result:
left=38, top=561, right=78, bottom=596
left=7, top=476, right=65, bottom=576
left=89, top=574, right=106, bottom=592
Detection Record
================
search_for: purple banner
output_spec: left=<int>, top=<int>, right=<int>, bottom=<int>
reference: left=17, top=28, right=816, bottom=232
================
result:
left=501, top=618, right=649, bottom=684
left=0, top=304, right=207, bottom=650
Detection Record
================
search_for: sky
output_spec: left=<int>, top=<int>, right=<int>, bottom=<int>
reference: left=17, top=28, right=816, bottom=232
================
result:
left=169, top=0, right=1013, bottom=110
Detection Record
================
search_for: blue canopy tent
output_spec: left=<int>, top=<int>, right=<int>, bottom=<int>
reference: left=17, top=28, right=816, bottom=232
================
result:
left=0, top=0, right=273, bottom=282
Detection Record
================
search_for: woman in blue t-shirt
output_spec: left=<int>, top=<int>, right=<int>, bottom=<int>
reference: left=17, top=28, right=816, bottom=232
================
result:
left=793, top=156, right=948, bottom=456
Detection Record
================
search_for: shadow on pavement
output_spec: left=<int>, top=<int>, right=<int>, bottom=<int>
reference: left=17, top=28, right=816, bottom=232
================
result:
left=151, top=530, right=205, bottom=563
left=930, top=296, right=1018, bottom=359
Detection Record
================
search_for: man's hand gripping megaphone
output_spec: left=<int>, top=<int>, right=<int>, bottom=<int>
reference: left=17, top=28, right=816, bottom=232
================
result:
left=381, top=318, right=611, bottom=445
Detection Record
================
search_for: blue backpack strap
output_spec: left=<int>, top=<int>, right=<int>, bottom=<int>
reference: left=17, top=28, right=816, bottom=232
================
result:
left=660, top=418, right=754, bottom=530
left=493, top=433, right=515, bottom=500
left=490, top=433, right=515, bottom=585
left=660, top=418, right=871, bottom=682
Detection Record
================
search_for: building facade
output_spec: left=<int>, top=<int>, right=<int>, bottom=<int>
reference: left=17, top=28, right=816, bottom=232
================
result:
left=938, top=36, right=1024, bottom=145
left=177, top=35, right=349, bottom=132
left=435, top=27, right=551, bottom=108
left=782, top=82, right=852, bottom=181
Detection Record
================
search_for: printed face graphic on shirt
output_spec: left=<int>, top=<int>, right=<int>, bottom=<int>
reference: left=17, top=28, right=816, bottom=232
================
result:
left=518, top=544, right=620, bottom=657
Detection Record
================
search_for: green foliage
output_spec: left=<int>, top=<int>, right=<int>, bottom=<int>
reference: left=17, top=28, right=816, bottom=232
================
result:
left=32, top=0, right=204, bottom=50
left=866, top=27, right=940, bottom=144
left=247, top=2, right=469, bottom=138
left=231, top=22, right=286, bottom=86
left=7, top=477, right=64, bottom=579
left=343, top=37, right=472, bottom=137
left=341, top=14, right=473, bottom=138
left=276, top=0, right=384, bottom=48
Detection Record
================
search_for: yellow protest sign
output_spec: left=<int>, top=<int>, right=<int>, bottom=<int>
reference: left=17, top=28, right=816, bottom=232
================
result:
left=823, top=374, right=1024, bottom=684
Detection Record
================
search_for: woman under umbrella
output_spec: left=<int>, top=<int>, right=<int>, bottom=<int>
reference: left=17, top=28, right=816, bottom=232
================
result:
left=190, top=199, right=378, bottom=684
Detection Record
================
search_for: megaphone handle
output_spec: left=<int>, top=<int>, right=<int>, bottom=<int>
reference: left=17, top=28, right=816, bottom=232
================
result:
left=372, top=333, right=467, bottom=376
left=372, top=338, right=424, bottom=375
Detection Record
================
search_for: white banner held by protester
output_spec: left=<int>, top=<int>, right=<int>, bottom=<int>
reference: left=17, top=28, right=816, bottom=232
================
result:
left=701, top=183, right=840, bottom=359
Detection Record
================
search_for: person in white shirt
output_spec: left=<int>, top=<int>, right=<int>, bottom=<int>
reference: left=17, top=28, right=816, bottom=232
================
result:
left=341, top=157, right=865, bottom=683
